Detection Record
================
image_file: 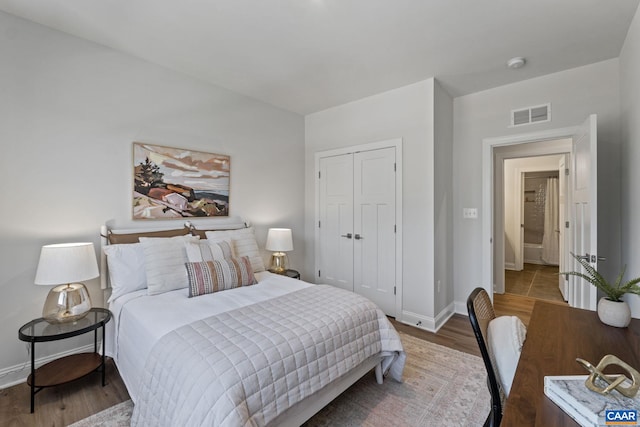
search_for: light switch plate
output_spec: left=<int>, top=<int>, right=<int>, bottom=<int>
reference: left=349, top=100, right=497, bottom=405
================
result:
left=463, top=208, right=478, bottom=219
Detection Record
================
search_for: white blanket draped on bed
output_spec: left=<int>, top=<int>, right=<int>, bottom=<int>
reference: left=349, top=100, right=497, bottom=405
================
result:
left=131, top=285, right=404, bottom=427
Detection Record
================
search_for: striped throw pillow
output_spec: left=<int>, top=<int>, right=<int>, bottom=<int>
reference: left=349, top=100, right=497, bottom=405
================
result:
left=184, top=239, right=234, bottom=262
left=204, top=227, right=266, bottom=273
left=185, top=256, right=257, bottom=297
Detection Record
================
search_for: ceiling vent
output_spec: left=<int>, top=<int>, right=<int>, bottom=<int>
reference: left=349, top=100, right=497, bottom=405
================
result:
left=510, top=103, right=551, bottom=127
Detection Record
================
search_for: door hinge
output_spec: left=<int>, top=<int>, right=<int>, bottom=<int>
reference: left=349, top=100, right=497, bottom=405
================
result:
left=318, top=171, right=321, bottom=179
left=318, top=220, right=321, bottom=228
left=565, top=168, right=569, bottom=176
left=394, top=224, right=396, bottom=233
left=565, top=221, right=570, bottom=228
left=394, top=163, right=396, bottom=172
left=318, top=270, right=321, bottom=277
left=394, top=286, right=396, bottom=295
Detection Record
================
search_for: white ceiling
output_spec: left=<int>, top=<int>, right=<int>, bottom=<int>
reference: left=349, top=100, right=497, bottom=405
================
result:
left=1, top=0, right=638, bottom=115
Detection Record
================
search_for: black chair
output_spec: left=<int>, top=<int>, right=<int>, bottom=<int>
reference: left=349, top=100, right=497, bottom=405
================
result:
left=467, top=287, right=503, bottom=427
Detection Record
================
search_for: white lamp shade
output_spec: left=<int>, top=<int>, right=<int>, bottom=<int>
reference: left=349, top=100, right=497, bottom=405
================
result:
left=35, top=242, right=99, bottom=285
left=266, top=228, right=293, bottom=252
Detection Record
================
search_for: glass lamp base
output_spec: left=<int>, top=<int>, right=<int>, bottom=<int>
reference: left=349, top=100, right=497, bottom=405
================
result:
left=269, top=252, right=288, bottom=274
left=42, top=283, right=92, bottom=324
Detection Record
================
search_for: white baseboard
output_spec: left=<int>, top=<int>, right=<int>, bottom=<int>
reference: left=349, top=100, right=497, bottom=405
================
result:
left=401, top=310, right=437, bottom=332
left=434, top=302, right=455, bottom=331
left=0, top=344, right=96, bottom=390
left=401, top=302, right=456, bottom=333
left=455, top=300, right=469, bottom=317
left=504, top=262, right=516, bottom=270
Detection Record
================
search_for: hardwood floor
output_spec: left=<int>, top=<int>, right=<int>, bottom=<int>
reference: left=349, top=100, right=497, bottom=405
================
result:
left=391, top=315, right=481, bottom=357
left=500, top=263, right=568, bottom=327
left=504, top=263, right=565, bottom=303
left=0, top=294, right=537, bottom=427
left=1, top=359, right=129, bottom=427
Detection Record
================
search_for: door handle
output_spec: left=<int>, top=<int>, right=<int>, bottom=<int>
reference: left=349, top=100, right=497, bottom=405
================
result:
left=354, top=234, right=363, bottom=240
left=576, top=254, right=606, bottom=263
left=341, top=233, right=352, bottom=239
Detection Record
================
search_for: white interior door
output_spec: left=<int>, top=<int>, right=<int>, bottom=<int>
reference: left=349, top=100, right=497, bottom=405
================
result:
left=568, top=114, right=598, bottom=310
left=353, top=148, right=396, bottom=315
left=558, top=154, right=568, bottom=300
left=517, top=172, right=525, bottom=271
left=318, top=155, right=354, bottom=292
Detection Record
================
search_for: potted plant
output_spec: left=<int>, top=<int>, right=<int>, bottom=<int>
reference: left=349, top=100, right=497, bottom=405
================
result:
left=563, top=253, right=640, bottom=327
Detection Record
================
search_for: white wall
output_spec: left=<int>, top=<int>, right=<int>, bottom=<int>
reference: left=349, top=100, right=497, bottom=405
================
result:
left=433, top=81, right=454, bottom=316
left=619, top=6, right=640, bottom=317
left=453, top=59, right=621, bottom=308
left=0, top=12, right=304, bottom=388
left=305, top=79, right=438, bottom=326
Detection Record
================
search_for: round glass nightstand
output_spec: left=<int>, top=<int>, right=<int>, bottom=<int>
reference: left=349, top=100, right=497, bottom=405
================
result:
left=18, top=307, right=112, bottom=413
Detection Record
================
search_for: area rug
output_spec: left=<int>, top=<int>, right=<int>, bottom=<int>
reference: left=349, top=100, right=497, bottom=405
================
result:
left=69, top=332, right=489, bottom=427
left=68, top=400, right=133, bottom=427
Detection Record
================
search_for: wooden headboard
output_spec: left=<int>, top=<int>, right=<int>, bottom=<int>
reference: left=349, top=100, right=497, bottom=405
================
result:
left=100, top=217, right=248, bottom=289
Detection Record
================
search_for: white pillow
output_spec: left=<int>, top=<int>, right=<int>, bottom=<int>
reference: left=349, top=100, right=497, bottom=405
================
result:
left=205, top=227, right=265, bottom=273
left=103, top=243, right=147, bottom=302
left=139, top=235, right=199, bottom=295
left=487, top=315, right=527, bottom=396
left=184, top=238, right=235, bottom=262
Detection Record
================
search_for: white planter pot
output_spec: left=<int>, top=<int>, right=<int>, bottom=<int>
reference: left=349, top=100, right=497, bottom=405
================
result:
left=597, top=297, right=631, bottom=328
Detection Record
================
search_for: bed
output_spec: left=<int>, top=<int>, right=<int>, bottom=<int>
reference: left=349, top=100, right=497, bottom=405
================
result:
left=100, top=218, right=405, bottom=427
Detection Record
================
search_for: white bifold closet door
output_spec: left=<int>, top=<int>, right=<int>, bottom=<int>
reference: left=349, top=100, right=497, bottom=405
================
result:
left=318, top=147, right=397, bottom=316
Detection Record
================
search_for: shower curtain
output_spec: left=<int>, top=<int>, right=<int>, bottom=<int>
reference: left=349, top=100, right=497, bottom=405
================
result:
left=542, top=177, right=559, bottom=265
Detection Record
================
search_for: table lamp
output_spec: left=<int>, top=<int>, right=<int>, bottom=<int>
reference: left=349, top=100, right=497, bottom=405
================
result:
left=34, top=242, right=99, bottom=324
left=266, top=228, right=293, bottom=274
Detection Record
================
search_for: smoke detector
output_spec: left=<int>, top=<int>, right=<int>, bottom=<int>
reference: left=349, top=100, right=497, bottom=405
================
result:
left=507, top=57, right=526, bottom=69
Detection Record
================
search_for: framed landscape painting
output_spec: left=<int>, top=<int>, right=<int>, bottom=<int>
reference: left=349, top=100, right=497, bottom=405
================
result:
left=132, top=142, right=230, bottom=220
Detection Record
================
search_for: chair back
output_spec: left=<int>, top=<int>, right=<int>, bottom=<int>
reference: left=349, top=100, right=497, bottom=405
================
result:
left=467, top=287, right=503, bottom=427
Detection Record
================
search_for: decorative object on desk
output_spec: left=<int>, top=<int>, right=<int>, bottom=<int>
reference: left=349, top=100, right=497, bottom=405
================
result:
left=544, top=375, right=640, bottom=427
left=577, top=355, right=640, bottom=398
left=35, top=242, right=99, bottom=324
left=132, top=142, right=230, bottom=219
left=562, top=252, right=640, bottom=327
left=598, top=298, right=632, bottom=328
left=266, top=228, right=293, bottom=274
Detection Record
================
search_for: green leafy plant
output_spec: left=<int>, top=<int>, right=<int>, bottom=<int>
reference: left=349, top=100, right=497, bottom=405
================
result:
left=562, top=253, right=640, bottom=302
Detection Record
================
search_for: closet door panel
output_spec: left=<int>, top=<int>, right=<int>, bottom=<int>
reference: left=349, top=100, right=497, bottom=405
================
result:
left=319, top=155, right=354, bottom=291
left=353, top=148, right=396, bottom=315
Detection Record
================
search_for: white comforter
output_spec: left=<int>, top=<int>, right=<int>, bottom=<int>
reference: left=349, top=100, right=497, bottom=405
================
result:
left=108, top=272, right=404, bottom=426
left=107, top=272, right=315, bottom=402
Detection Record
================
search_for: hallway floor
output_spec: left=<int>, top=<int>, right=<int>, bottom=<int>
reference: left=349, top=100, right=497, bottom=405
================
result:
left=505, top=263, right=566, bottom=303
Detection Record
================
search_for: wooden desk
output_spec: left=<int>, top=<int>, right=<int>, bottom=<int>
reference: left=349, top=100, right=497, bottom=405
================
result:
left=502, top=301, right=640, bottom=427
